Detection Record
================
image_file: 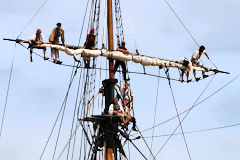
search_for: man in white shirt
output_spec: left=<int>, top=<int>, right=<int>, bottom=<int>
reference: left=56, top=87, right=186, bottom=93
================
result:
left=191, top=45, right=210, bottom=81
left=108, top=97, right=128, bottom=127
left=116, top=83, right=133, bottom=108
left=29, top=29, right=49, bottom=62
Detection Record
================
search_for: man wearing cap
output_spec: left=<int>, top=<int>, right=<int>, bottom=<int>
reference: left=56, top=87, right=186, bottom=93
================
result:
left=49, top=23, right=65, bottom=64
left=114, top=41, right=130, bottom=82
left=83, top=28, right=96, bottom=68
left=191, top=45, right=209, bottom=81
left=28, top=29, right=49, bottom=62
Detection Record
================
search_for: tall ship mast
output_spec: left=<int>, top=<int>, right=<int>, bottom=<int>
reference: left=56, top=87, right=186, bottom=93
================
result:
left=1, top=0, right=238, bottom=160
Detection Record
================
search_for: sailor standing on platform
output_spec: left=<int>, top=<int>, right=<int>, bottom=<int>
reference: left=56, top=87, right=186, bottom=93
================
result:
left=49, top=23, right=65, bottom=64
left=28, top=29, right=49, bottom=62
left=115, top=83, right=134, bottom=117
left=191, top=45, right=210, bottom=81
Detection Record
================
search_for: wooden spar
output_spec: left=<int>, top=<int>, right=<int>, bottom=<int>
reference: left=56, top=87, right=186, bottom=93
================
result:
left=107, top=0, right=114, bottom=79
left=3, top=38, right=230, bottom=75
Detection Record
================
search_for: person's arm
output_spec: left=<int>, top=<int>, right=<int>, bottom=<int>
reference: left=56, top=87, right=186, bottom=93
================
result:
left=115, top=84, right=121, bottom=89
left=61, top=29, right=65, bottom=45
left=116, top=48, right=123, bottom=52
left=109, top=104, right=114, bottom=115
left=204, top=52, right=209, bottom=59
left=124, top=49, right=130, bottom=55
left=192, top=58, right=197, bottom=66
left=49, top=29, right=55, bottom=43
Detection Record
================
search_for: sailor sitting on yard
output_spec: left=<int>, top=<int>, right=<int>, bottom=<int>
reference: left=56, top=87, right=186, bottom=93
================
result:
left=114, top=41, right=130, bottom=82
left=28, top=29, right=49, bottom=62
left=191, top=45, right=210, bottom=81
left=179, top=57, right=192, bottom=83
left=109, top=97, right=128, bottom=127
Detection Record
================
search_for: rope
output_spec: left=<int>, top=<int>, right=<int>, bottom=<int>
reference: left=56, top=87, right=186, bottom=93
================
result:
left=78, top=0, right=91, bottom=46
left=52, top=64, right=77, bottom=160
left=154, top=74, right=216, bottom=158
left=39, top=64, right=77, bottom=160
left=132, top=74, right=238, bottom=137
left=17, top=0, right=48, bottom=39
left=165, top=69, right=192, bottom=160
left=129, top=140, right=148, bottom=160
left=125, top=0, right=138, bottom=50
left=149, top=69, right=160, bottom=160
left=57, top=122, right=81, bottom=160
left=66, top=67, right=83, bottom=160
left=101, top=0, right=107, bottom=46
left=164, top=0, right=199, bottom=47
left=136, top=125, right=157, bottom=160
left=0, top=56, right=14, bottom=139
left=164, top=0, right=219, bottom=68
left=143, top=122, right=240, bottom=138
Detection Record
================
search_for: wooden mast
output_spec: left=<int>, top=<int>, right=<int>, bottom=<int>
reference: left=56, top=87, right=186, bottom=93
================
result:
left=107, top=0, right=114, bottom=78
left=105, top=0, right=114, bottom=159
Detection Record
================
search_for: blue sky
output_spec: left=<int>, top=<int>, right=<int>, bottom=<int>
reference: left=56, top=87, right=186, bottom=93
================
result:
left=0, top=0, right=240, bottom=160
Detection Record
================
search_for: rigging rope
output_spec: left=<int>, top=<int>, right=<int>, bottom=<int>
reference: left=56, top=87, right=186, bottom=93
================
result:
left=136, top=125, right=157, bottom=160
left=66, top=67, right=83, bottom=160
left=132, top=74, right=238, bottom=136
left=56, top=122, right=81, bottom=160
left=125, top=0, right=138, bottom=50
left=52, top=63, right=77, bottom=160
left=165, top=69, right=192, bottom=160
left=0, top=56, right=14, bottom=139
left=143, top=122, right=240, bottom=138
left=39, top=64, right=77, bottom=160
left=17, top=0, right=48, bottom=39
left=164, top=0, right=199, bottom=47
left=154, top=74, right=216, bottom=158
left=78, top=0, right=91, bottom=46
left=164, top=0, right=218, bottom=68
left=149, top=69, right=160, bottom=160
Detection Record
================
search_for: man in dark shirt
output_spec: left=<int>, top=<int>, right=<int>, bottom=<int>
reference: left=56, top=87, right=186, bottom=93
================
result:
left=114, top=41, right=130, bottom=82
left=83, top=29, right=96, bottom=68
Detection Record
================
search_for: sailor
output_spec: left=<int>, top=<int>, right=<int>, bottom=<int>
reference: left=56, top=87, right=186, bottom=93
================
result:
left=115, top=83, right=134, bottom=116
left=179, top=57, right=192, bottom=83
left=108, top=97, right=128, bottom=126
left=114, top=41, right=130, bottom=82
left=122, top=99, right=137, bottom=131
left=28, top=29, right=49, bottom=62
left=49, top=23, right=65, bottom=64
left=83, top=29, right=96, bottom=68
left=191, top=45, right=210, bottom=81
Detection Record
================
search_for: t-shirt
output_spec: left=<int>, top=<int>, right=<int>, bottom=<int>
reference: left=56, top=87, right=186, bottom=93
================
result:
left=29, top=34, right=44, bottom=42
left=120, top=87, right=133, bottom=102
left=108, top=104, right=124, bottom=115
left=192, top=49, right=206, bottom=60
left=179, top=57, right=192, bottom=72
